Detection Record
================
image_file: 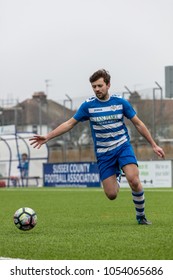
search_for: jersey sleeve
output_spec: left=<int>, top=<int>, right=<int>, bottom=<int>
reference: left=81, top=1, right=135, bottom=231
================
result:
left=122, top=98, right=136, bottom=119
left=73, top=101, right=90, bottom=122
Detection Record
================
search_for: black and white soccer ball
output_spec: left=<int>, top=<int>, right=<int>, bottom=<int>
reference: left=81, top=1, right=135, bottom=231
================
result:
left=13, top=207, right=37, bottom=231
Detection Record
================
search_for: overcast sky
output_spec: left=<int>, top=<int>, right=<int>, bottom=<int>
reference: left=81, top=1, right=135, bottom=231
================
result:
left=0, top=0, right=173, bottom=106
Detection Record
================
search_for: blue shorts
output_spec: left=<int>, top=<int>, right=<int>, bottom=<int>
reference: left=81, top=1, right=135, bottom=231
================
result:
left=97, top=142, right=137, bottom=181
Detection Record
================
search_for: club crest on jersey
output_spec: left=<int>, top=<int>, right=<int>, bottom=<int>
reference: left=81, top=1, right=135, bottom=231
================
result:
left=110, top=105, right=122, bottom=111
left=111, top=105, right=117, bottom=111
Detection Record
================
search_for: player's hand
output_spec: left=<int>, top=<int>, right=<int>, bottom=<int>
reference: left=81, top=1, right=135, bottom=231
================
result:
left=29, top=135, right=47, bottom=149
left=153, top=145, right=165, bottom=159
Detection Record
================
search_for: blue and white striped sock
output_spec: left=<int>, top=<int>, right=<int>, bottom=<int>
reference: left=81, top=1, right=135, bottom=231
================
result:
left=132, top=190, right=145, bottom=220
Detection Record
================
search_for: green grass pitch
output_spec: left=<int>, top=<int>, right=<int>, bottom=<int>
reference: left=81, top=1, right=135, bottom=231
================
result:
left=0, top=187, right=173, bottom=260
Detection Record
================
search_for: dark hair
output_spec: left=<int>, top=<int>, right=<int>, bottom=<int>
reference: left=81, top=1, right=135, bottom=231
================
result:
left=89, top=69, right=111, bottom=85
left=22, top=153, right=28, bottom=157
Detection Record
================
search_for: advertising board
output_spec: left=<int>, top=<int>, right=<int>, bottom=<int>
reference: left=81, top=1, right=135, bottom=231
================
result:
left=43, top=162, right=101, bottom=187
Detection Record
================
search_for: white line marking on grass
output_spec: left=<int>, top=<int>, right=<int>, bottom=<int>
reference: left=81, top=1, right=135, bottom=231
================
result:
left=143, top=189, right=173, bottom=192
left=1, top=187, right=103, bottom=192
left=0, top=257, right=24, bottom=260
left=1, top=187, right=173, bottom=192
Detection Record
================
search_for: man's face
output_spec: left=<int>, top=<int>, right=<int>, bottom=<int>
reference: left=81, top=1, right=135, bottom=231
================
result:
left=22, top=154, right=27, bottom=161
left=91, top=78, right=110, bottom=100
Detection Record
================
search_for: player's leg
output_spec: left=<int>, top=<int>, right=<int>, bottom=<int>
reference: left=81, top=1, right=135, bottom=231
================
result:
left=102, top=174, right=120, bottom=200
left=118, top=143, right=151, bottom=225
left=97, top=156, right=121, bottom=200
left=122, top=163, right=142, bottom=192
left=122, top=163, right=151, bottom=225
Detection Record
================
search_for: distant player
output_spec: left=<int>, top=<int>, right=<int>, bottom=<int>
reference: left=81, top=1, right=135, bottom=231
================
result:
left=29, top=69, right=165, bottom=224
left=18, top=153, right=29, bottom=186
left=10, top=153, right=29, bottom=187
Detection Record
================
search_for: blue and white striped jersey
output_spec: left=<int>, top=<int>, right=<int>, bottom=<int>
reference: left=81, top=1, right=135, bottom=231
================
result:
left=73, top=94, right=136, bottom=158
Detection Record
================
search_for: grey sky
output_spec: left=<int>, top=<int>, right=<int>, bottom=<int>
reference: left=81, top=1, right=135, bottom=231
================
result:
left=1, top=0, right=173, bottom=105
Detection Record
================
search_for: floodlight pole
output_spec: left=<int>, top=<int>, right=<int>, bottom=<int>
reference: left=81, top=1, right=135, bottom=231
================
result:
left=63, top=94, right=73, bottom=162
left=38, top=100, right=42, bottom=134
left=152, top=81, right=163, bottom=139
left=45, top=79, right=51, bottom=96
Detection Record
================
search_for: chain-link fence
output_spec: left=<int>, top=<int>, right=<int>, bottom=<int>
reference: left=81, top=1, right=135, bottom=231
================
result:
left=49, top=87, right=173, bottom=162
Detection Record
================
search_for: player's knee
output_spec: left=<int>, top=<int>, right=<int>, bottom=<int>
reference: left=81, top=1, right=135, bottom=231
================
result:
left=128, top=177, right=140, bottom=190
left=108, top=194, right=117, bottom=200
left=106, top=191, right=118, bottom=200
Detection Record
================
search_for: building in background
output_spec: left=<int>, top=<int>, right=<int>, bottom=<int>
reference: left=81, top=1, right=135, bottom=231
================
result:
left=1, top=88, right=173, bottom=162
left=165, top=65, right=173, bottom=98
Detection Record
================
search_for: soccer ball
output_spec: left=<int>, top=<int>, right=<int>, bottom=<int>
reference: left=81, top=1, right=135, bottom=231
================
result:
left=13, top=207, right=37, bottom=231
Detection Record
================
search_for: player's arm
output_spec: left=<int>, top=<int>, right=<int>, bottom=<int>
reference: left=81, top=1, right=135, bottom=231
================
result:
left=29, top=117, right=78, bottom=149
left=131, top=115, right=165, bottom=159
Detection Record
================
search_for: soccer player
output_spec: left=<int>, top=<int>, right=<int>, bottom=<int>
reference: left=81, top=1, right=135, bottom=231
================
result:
left=17, top=153, right=29, bottom=186
left=29, top=69, right=165, bottom=225
left=18, top=153, right=29, bottom=178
